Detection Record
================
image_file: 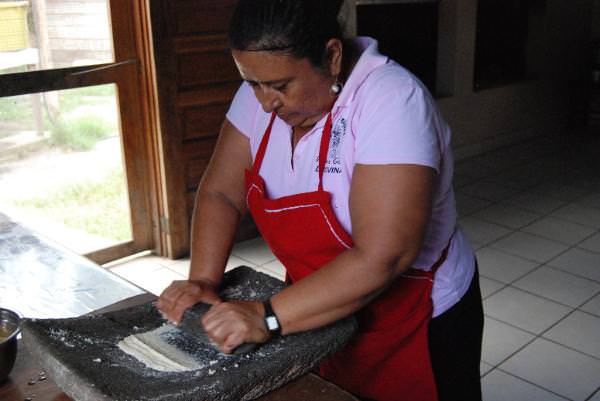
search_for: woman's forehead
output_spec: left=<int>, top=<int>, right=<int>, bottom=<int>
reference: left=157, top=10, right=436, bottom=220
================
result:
left=232, top=49, right=315, bottom=83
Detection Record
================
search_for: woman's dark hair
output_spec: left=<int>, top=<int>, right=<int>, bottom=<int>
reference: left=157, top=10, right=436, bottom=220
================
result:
left=228, top=0, right=345, bottom=68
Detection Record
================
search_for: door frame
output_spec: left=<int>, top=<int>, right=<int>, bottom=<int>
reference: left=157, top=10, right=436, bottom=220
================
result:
left=0, top=0, right=165, bottom=264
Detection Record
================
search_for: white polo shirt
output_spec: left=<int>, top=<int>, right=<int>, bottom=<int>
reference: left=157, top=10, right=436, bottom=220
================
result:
left=226, top=37, right=475, bottom=317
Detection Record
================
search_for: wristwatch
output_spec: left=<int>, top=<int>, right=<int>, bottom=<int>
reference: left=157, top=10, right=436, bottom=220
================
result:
left=262, top=299, right=281, bottom=335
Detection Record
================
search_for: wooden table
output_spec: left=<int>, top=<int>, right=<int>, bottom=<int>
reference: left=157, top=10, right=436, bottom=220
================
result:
left=0, top=213, right=358, bottom=401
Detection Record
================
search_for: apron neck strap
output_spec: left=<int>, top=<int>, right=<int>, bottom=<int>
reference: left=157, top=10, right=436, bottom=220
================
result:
left=252, top=112, right=277, bottom=176
left=317, top=112, right=333, bottom=192
left=252, top=112, right=333, bottom=192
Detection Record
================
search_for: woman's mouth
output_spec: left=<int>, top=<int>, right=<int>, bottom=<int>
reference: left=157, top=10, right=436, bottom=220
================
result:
left=277, top=112, right=293, bottom=123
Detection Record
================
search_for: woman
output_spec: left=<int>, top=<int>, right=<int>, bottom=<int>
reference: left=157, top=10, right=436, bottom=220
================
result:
left=157, top=1, right=484, bottom=400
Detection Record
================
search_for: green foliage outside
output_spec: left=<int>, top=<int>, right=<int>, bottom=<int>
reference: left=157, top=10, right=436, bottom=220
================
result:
left=50, top=115, right=115, bottom=151
left=13, top=168, right=132, bottom=241
left=0, top=84, right=116, bottom=149
left=0, top=96, right=33, bottom=136
left=0, top=84, right=127, bottom=244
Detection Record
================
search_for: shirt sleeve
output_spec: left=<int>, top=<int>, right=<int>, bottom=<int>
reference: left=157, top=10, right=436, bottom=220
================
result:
left=225, top=82, right=261, bottom=139
left=353, top=78, right=442, bottom=172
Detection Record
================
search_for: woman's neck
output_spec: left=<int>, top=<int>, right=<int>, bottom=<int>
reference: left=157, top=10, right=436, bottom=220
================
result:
left=339, top=39, right=359, bottom=87
left=290, top=41, right=360, bottom=152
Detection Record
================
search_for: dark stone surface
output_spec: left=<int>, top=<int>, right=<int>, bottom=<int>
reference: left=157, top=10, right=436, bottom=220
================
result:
left=22, top=266, right=358, bottom=401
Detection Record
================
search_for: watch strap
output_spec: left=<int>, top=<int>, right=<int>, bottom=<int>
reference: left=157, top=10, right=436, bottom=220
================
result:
left=263, top=299, right=281, bottom=334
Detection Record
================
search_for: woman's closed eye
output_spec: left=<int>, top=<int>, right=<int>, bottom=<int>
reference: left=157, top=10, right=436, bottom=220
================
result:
left=272, top=83, right=287, bottom=93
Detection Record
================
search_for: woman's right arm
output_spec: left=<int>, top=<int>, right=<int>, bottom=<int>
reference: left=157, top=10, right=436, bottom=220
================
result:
left=156, top=119, right=252, bottom=323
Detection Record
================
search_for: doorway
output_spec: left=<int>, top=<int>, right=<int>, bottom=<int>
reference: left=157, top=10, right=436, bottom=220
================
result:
left=0, top=0, right=160, bottom=264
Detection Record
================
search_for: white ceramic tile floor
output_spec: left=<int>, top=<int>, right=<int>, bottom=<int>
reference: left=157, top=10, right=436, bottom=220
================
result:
left=230, top=237, right=277, bottom=265
left=167, top=259, right=190, bottom=277
left=512, top=266, right=600, bottom=307
left=482, top=370, right=569, bottom=401
left=455, top=192, right=494, bottom=216
left=459, top=181, right=521, bottom=202
left=490, top=231, right=570, bottom=263
left=503, top=192, right=567, bottom=214
left=499, top=338, right=600, bottom=401
left=548, top=248, right=600, bottom=282
left=530, top=181, right=592, bottom=202
left=543, top=310, right=600, bottom=359
left=578, top=192, right=600, bottom=209
left=483, top=286, right=572, bottom=334
left=260, top=259, right=286, bottom=280
left=479, top=276, right=505, bottom=299
left=551, top=203, right=600, bottom=228
left=130, top=267, right=185, bottom=296
left=482, top=317, right=535, bottom=366
left=581, top=294, right=600, bottom=317
left=579, top=233, right=600, bottom=253
left=475, top=247, right=539, bottom=284
left=480, top=362, right=494, bottom=376
left=225, top=255, right=257, bottom=270
left=458, top=217, right=513, bottom=245
left=522, top=216, right=597, bottom=245
left=473, top=204, right=542, bottom=230
left=105, top=133, right=600, bottom=401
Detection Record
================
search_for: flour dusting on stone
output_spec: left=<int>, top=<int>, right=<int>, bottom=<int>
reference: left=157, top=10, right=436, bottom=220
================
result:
left=118, top=324, right=203, bottom=372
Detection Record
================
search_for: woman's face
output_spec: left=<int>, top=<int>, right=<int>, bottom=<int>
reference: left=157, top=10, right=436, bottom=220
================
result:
left=232, top=41, right=341, bottom=130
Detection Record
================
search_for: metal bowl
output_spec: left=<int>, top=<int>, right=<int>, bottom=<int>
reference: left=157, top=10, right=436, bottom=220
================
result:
left=0, top=308, right=21, bottom=384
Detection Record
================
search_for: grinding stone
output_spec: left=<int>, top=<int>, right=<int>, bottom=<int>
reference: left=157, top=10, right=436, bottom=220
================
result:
left=22, top=266, right=357, bottom=401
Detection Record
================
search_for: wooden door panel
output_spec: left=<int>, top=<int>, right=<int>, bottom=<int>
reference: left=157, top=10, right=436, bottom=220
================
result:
left=178, top=50, right=239, bottom=88
left=176, top=82, right=240, bottom=107
left=183, top=103, right=229, bottom=140
left=151, top=0, right=245, bottom=258
left=170, top=0, right=238, bottom=35
left=183, top=137, right=219, bottom=161
left=186, top=159, right=211, bottom=190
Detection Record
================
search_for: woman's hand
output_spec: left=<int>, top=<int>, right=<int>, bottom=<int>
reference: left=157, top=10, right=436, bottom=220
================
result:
left=157, top=279, right=222, bottom=324
left=202, top=300, right=270, bottom=354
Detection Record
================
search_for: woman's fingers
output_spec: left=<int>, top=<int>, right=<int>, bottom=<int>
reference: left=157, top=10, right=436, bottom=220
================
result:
left=156, top=280, right=221, bottom=323
left=201, top=301, right=269, bottom=354
left=222, top=332, right=246, bottom=354
left=156, top=281, right=187, bottom=319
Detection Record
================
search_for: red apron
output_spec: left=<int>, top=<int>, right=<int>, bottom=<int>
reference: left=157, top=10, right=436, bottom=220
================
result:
left=246, top=112, right=446, bottom=401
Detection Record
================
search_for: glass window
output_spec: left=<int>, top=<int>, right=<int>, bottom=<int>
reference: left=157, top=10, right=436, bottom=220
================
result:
left=0, top=0, right=113, bottom=75
left=0, top=84, right=132, bottom=254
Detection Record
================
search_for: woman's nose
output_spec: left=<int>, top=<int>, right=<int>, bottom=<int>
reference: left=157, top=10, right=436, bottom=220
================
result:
left=258, top=87, right=281, bottom=113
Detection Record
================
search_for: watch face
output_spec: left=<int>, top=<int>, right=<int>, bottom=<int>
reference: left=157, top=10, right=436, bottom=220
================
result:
left=266, top=316, right=279, bottom=331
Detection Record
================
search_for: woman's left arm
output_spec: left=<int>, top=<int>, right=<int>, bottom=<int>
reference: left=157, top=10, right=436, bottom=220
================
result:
left=202, top=163, right=434, bottom=352
left=270, top=163, right=434, bottom=332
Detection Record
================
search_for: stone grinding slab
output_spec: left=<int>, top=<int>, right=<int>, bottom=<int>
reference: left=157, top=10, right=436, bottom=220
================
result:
left=21, top=266, right=357, bottom=401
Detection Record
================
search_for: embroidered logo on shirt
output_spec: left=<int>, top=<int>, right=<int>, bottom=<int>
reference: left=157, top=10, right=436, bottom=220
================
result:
left=316, top=118, right=346, bottom=174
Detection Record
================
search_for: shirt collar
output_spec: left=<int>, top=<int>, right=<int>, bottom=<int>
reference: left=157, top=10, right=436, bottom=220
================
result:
left=333, top=37, right=389, bottom=110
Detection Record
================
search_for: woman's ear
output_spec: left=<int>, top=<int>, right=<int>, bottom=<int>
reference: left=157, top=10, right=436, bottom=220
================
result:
left=325, top=38, right=343, bottom=77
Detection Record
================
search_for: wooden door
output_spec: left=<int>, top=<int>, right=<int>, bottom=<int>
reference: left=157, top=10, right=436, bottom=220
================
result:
left=150, top=0, right=255, bottom=258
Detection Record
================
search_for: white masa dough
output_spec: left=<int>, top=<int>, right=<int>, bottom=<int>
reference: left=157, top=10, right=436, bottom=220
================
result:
left=118, top=324, right=202, bottom=372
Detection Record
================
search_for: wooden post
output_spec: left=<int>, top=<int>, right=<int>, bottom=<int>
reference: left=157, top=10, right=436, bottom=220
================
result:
left=31, top=0, right=59, bottom=130
left=31, top=0, right=50, bottom=69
